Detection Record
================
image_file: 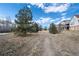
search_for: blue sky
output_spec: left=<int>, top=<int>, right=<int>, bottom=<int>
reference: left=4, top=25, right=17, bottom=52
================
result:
left=0, top=3, right=79, bottom=28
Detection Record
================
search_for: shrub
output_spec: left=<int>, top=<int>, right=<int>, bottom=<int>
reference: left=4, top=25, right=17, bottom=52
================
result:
left=29, top=23, right=39, bottom=33
left=49, top=23, right=58, bottom=34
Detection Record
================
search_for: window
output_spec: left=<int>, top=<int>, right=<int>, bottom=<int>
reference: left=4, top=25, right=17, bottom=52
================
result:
left=78, top=20, right=79, bottom=23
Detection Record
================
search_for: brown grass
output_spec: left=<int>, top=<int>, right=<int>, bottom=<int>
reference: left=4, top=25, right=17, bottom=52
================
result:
left=0, top=30, right=79, bottom=56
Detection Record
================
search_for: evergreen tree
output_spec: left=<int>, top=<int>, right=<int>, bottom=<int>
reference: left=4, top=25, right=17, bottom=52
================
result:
left=15, top=6, right=32, bottom=36
left=30, top=23, right=39, bottom=32
left=49, top=23, right=58, bottom=34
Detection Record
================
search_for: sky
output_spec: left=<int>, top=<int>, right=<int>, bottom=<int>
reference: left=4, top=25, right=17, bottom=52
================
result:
left=0, top=3, right=79, bottom=28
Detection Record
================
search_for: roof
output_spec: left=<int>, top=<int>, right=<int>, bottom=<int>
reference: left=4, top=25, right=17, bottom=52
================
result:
left=61, top=20, right=69, bottom=22
left=56, top=20, right=71, bottom=25
left=0, top=20, right=12, bottom=24
left=60, top=20, right=70, bottom=25
left=75, top=15, right=79, bottom=18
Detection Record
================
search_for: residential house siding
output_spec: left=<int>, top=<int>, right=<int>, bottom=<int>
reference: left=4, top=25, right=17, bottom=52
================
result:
left=70, top=15, right=79, bottom=30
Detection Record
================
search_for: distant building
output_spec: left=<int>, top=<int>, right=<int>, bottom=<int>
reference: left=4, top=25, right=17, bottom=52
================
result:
left=70, top=15, right=79, bottom=30
left=56, top=15, right=79, bottom=31
left=56, top=20, right=70, bottom=32
left=0, top=17, right=15, bottom=32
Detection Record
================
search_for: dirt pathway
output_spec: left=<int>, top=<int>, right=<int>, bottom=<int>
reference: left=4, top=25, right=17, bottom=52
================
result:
left=41, top=31, right=55, bottom=56
left=1, top=31, right=79, bottom=56
left=37, top=31, right=79, bottom=56
left=43, top=37, right=53, bottom=55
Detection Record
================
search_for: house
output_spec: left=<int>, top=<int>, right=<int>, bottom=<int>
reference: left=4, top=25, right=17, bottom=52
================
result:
left=0, top=17, right=15, bottom=32
left=56, top=15, right=79, bottom=31
left=70, top=15, right=79, bottom=30
left=61, top=20, right=70, bottom=30
left=56, top=20, right=70, bottom=32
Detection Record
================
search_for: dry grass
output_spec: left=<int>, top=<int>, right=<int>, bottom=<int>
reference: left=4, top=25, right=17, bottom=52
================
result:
left=0, top=30, right=79, bottom=56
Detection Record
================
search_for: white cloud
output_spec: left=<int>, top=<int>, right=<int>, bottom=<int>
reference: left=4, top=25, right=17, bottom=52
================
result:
left=30, top=3, right=70, bottom=13
left=27, top=5, right=31, bottom=8
left=30, top=3, right=44, bottom=9
left=33, top=16, right=71, bottom=28
left=34, top=17, right=54, bottom=25
left=33, top=16, right=71, bottom=26
left=44, top=4, right=70, bottom=13
left=61, top=13, right=67, bottom=16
